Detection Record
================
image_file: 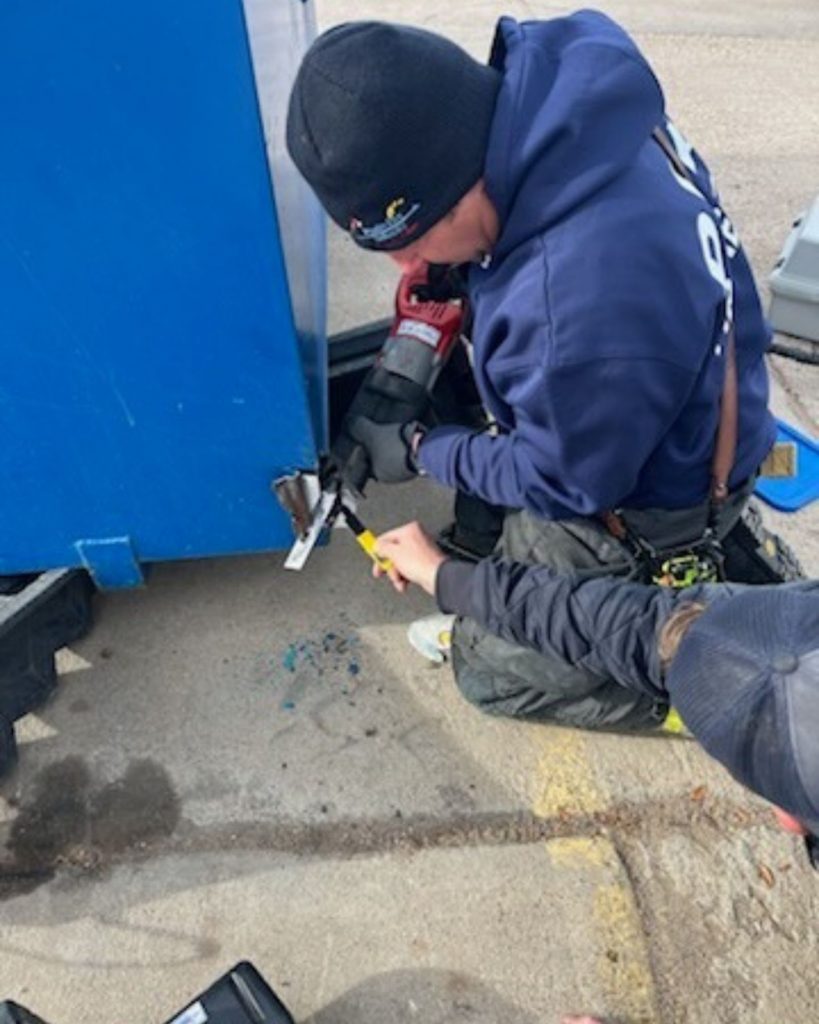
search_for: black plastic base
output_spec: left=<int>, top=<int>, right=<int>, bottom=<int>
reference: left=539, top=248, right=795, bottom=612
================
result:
left=0, top=571, right=95, bottom=777
left=0, top=715, right=17, bottom=780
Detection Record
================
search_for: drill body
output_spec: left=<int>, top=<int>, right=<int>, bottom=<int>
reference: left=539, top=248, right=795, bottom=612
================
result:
left=331, top=265, right=466, bottom=493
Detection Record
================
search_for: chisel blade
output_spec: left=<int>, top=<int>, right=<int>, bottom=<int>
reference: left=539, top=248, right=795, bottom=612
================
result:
left=283, top=489, right=339, bottom=571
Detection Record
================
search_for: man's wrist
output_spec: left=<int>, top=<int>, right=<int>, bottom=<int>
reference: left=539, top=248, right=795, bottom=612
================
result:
left=422, top=550, right=448, bottom=596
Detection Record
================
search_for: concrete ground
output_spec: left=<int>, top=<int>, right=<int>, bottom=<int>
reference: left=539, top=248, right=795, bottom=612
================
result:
left=2, top=2, right=819, bottom=1022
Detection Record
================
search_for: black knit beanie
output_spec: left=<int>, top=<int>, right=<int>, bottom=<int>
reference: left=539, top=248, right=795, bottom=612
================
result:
left=286, top=21, right=500, bottom=251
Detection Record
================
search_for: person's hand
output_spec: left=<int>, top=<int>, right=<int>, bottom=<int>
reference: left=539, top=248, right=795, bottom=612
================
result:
left=373, top=521, right=447, bottom=596
left=561, top=1017, right=605, bottom=1024
left=773, top=806, right=808, bottom=835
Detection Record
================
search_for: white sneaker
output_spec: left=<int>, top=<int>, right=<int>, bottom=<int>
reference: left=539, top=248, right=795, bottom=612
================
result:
left=407, top=614, right=455, bottom=665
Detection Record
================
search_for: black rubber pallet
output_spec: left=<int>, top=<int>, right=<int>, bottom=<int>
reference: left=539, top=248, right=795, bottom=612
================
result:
left=0, top=570, right=95, bottom=777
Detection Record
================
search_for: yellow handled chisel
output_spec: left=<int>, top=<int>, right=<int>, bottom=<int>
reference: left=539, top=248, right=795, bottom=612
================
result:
left=280, top=475, right=393, bottom=573
left=339, top=505, right=393, bottom=572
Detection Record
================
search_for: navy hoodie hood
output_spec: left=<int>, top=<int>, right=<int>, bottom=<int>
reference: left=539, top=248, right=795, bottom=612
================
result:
left=419, top=11, right=775, bottom=518
left=486, top=10, right=665, bottom=255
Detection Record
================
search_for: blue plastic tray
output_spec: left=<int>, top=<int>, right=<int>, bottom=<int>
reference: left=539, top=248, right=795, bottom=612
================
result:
left=755, top=420, right=819, bottom=512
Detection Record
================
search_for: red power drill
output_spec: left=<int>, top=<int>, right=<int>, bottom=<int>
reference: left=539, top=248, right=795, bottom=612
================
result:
left=330, top=263, right=467, bottom=495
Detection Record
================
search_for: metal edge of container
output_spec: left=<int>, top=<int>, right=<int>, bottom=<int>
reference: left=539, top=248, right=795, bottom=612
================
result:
left=240, top=0, right=329, bottom=451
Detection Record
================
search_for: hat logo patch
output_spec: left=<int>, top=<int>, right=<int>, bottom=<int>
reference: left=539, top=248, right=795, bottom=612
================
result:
left=349, top=196, right=422, bottom=246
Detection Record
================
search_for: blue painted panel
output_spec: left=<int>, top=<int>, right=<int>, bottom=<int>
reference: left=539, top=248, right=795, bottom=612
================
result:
left=0, top=0, right=326, bottom=585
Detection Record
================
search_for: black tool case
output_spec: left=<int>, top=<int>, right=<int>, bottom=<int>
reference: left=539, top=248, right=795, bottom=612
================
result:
left=0, top=962, right=295, bottom=1024
left=163, top=962, right=295, bottom=1024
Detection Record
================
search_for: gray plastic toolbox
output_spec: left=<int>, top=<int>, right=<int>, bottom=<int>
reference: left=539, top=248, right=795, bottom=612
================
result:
left=769, top=195, right=819, bottom=343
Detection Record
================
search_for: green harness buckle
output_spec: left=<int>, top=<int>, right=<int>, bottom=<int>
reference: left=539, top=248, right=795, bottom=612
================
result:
left=653, top=552, right=721, bottom=589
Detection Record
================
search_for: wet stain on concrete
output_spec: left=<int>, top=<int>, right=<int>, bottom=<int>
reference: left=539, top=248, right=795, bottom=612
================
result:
left=88, top=760, right=181, bottom=855
left=0, top=756, right=180, bottom=900
left=5, top=759, right=92, bottom=881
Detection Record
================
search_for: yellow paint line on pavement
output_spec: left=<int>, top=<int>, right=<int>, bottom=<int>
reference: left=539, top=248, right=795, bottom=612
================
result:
left=544, top=808, right=658, bottom=1021
left=547, top=835, right=614, bottom=869
left=531, top=729, right=606, bottom=818
left=526, top=717, right=658, bottom=1017
left=595, top=882, right=658, bottom=1024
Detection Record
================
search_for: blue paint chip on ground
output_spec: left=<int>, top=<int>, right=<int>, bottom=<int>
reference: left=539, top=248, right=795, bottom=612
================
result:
left=275, top=628, right=363, bottom=689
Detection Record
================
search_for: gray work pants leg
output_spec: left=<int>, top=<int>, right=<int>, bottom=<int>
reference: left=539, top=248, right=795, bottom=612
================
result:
left=451, top=482, right=754, bottom=731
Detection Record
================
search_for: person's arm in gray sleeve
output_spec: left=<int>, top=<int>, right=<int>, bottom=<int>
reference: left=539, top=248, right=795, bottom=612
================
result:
left=435, top=557, right=733, bottom=699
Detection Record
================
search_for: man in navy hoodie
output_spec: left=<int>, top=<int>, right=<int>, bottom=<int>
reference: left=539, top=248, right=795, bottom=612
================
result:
left=286, top=12, right=787, bottom=730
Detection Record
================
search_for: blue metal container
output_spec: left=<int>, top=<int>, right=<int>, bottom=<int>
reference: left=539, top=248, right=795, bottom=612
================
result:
left=0, top=0, right=326, bottom=587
